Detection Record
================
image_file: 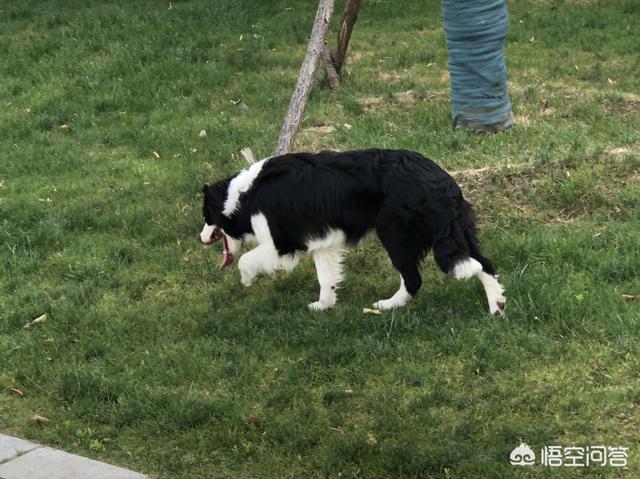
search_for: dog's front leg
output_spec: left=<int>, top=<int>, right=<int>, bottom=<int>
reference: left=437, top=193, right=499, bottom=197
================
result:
left=308, top=249, right=344, bottom=311
left=238, top=243, right=279, bottom=286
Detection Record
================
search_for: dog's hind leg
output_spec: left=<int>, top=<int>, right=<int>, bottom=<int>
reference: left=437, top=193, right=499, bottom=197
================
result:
left=375, top=226, right=422, bottom=310
left=432, top=198, right=506, bottom=315
left=308, top=248, right=344, bottom=311
left=448, top=258, right=506, bottom=315
left=374, top=275, right=414, bottom=311
left=477, top=270, right=506, bottom=315
left=434, top=243, right=506, bottom=316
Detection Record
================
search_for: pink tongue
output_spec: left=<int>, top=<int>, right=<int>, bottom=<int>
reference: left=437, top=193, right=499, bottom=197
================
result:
left=219, top=235, right=234, bottom=268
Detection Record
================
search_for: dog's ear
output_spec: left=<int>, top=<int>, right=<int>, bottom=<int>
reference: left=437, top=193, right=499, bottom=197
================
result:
left=211, top=181, right=229, bottom=202
left=202, top=181, right=229, bottom=211
left=202, top=183, right=220, bottom=201
left=202, top=183, right=222, bottom=225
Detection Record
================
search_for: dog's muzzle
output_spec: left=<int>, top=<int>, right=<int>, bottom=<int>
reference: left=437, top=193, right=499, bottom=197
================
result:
left=201, top=227, right=234, bottom=268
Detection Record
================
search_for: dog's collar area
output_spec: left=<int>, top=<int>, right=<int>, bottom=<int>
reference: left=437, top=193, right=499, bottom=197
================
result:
left=220, top=235, right=234, bottom=268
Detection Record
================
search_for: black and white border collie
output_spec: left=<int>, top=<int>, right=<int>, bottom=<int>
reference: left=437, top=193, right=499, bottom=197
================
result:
left=200, top=149, right=505, bottom=314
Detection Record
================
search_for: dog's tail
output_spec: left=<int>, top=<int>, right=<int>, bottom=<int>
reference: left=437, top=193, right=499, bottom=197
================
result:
left=433, top=199, right=495, bottom=278
left=460, top=199, right=495, bottom=275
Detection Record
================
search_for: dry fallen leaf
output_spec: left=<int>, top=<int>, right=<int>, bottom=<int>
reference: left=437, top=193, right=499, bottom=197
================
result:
left=31, top=414, right=50, bottom=423
left=367, top=433, right=378, bottom=446
left=152, top=151, right=160, bottom=159
left=9, top=388, right=24, bottom=397
left=362, top=308, right=382, bottom=315
left=246, top=416, right=263, bottom=427
left=24, top=313, right=48, bottom=329
left=621, top=294, right=636, bottom=301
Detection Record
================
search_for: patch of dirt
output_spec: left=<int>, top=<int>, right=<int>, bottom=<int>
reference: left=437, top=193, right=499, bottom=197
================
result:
left=393, top=90, right=418, bottom=107
left=565, top=0, right=603, bottom=4
left=540, top=106, right=555, bottom=118
left=295, top=122, right=337, bottom=151
left=451, top=164, right=539, bottom=212
left=379, top=71, right=403, bottom=82
left=304, top=125, right=336, bottom=135
left=347, top=49, right=374, bottom=63
left=359, top=90, right=445, bottom=113
left=450, top=155, right=637, bottom=226
left=608, top=147, right=632, bottom=156
left=543, top=210, right=582, bottom=226
left=607, top=99, right=640, bottom=115
left=514, top=114, right=531, bottom=127
left=361, top=96, right=384, bottom=112
left=607, top=146, right=640, bottom=157
left=531, top=0, right=600, bottom=5
left=450, top=163, right=533, bottom=185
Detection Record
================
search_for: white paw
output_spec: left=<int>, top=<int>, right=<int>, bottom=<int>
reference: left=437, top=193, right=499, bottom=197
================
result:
left=308, top=300, right=334, bottom=311
left=240, top=271, right=254, bottom=287
left=489, top=295, right=507, bottom=316
left=373, top=299, right=400, bottom=311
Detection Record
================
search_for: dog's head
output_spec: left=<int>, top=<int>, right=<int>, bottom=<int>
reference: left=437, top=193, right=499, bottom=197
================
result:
left=200, top=182, right=226, bottom=241
left=200, top=181, right=236, bottom=268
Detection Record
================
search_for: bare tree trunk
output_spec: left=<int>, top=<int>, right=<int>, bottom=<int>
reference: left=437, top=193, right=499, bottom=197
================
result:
left=275, top=0, right=336, bottom=156
left=323, top=46, right=340, bottom=90
left=331, top=0, right=361, bottom=75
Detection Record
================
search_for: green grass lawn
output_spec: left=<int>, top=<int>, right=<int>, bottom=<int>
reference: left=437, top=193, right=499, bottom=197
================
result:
left=1, top=0, right=639, bottom=477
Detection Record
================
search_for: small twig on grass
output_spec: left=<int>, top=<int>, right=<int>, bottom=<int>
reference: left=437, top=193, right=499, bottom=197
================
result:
left=240, top=147, right=257, bottom=165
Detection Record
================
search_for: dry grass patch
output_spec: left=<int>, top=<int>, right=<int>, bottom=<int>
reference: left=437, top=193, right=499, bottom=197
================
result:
left=393, top=90, right=418, bottom=107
